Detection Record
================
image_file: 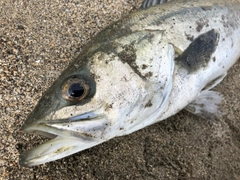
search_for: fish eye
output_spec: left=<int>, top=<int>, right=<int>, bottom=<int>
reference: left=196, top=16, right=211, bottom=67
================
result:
left=61, top=77, right=90, bottom=101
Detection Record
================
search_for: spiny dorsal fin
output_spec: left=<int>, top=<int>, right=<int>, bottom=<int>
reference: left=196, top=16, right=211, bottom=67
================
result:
left=176, top=29, right=220, bottom=73
left=140, top=0, right=171, bottom=9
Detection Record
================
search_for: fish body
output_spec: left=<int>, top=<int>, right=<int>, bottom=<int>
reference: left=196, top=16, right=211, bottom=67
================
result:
left=20, top=0, right=240, bottom=167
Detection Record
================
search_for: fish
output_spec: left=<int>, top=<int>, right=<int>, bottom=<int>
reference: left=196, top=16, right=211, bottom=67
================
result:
left=19, top=0, right=240, bottom=167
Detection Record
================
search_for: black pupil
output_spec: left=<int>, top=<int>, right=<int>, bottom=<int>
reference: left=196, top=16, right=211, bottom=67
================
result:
left=68, top=83, right=84, bottom=98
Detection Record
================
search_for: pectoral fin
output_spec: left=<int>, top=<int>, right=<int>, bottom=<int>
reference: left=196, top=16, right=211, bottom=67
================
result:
left=176, top=29, right=219, bottom=73
left=185, top=90, right=224, bottom=120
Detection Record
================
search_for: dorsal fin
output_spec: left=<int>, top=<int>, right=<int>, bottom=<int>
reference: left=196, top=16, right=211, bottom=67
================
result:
left=140, top=0, right=171, bottom=9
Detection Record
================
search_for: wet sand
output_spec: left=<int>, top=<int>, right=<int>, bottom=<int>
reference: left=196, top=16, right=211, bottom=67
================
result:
left=0, top=0, right=240, bottom=179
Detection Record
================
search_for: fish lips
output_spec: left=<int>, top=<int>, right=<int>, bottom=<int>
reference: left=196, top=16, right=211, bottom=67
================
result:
left=19, top=112, right=108, bottom=167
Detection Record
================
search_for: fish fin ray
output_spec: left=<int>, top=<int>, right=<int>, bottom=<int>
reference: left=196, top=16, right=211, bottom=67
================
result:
left=185, top=90, right=224, bottom=121
left=140, top=0, right=171, bottom=9
left=176, top=29, right=220, bottom=73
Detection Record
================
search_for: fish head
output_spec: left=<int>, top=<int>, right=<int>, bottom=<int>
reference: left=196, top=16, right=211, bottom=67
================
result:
left=19, top=43, right=151, bottom=167
left=20, top=29, right=175, bottom=167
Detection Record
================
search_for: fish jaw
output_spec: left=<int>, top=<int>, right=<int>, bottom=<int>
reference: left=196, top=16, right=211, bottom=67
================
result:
left=20, top=110, right=111, bottom=167
left=19, top=136, right=102, bottom=167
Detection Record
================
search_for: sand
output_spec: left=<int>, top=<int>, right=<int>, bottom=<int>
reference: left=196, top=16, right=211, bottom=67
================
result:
left=0, top=0, right=240, bottom=179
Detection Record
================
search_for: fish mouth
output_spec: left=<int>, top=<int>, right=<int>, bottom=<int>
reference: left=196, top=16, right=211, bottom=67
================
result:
left=19, top=112, right=108, bottom=167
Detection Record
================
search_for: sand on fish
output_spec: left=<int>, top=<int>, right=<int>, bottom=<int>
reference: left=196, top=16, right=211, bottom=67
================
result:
left=0, top=0, right=240, bottom=179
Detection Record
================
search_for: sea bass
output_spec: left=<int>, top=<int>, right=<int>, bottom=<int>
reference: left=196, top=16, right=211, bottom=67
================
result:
left=19, top=0, right=240, bottom=167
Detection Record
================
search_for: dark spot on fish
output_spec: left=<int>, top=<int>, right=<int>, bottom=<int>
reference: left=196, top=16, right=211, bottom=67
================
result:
left=145, top=101, right=152, bottom=108
left=139, top=13, right=149, bottom=21
left=139, top=16, right=145, bottom=21
left=155, top=21, right=163, bottom=26
left=196, top=19, right=209, bottom=32
left=185, top=33, right=194, bottom=41
left=122, top=75, right=129, bottom=82
left=221, top=15, right=225, bottom=21
left=105, top=103, right=113, bottom=111
left=118, top=44, right=137, bottom=65
left=120, top=128, right=124, bottom=130
left=90, top=73, right=95, bottom=78
left=196, top=22, right=203, bottom=32
left=81, top=132, right=96, bottom=138
left=142, top=64, right=148, bottom=70
left=172, top=18, right=176, bottom=25
left=213, top=57, right=216, bottom=62
left=144, top=71, right=153, bottom=78
left=118, top=44, right=147, bottom=79
left=108, top=103, right=113, bottom=108
left=200, top=6, right=212, bottom=11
